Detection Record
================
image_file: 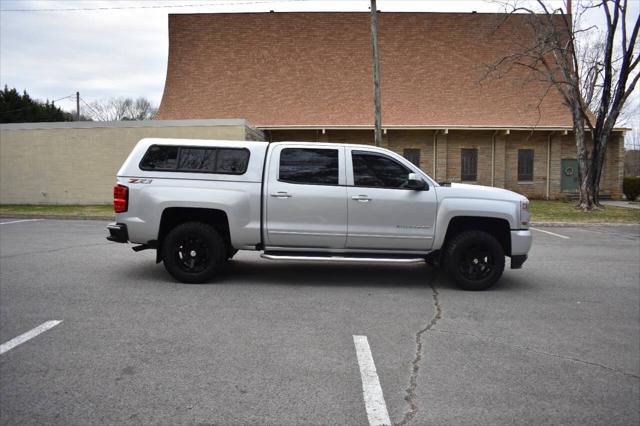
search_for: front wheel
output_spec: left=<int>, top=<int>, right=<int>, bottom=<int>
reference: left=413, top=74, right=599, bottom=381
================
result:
left=161, top=221, right=227, bottom=283
left=444, top=230, right=505, bottom=291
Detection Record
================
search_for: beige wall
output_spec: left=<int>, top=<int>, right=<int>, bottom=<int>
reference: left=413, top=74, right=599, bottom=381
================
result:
left=0, top=120, right=263, bottom=204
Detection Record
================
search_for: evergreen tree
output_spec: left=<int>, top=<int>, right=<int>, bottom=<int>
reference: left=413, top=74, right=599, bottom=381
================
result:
left=0, top=86, right=74, bottom=123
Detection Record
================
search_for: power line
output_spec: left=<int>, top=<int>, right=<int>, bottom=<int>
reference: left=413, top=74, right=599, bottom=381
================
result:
left=0, top=0, right=316, bottom=13
left=79, top=97, right=105, bottom=121
left=0, top=93, right=77, bottom=115
left=52, top=94, right=76, bottom=103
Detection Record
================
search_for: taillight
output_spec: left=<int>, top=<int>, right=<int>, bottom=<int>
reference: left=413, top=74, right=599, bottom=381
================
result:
left=114, top=184, right=128, bottom=213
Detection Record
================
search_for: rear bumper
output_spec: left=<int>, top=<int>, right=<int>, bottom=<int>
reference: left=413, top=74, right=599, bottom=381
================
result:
left=106, top=223, right=129, bottom=243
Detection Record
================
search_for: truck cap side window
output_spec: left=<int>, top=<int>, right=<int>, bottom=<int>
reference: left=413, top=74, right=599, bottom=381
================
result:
left=140, top=145, right=179, bottom=170
left=179, top=148, right=217, bottom=171
left=352, top=151, right=412, bottom=189
left=140, top=145, right=249, bottom=175
left=217, top=149, right=250, bottom=174
left=279, top=148, right=339, bottom=185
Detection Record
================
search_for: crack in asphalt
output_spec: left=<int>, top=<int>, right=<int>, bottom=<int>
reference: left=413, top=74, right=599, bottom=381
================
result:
left=396, top=277, right=442, bottom=426
left=431, top=328, right=640, bottom=380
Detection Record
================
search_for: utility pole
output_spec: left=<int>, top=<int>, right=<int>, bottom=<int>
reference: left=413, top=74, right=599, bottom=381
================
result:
left=76, top=92, right=80, bottom=121
left=370, top=0, right=382, bottom=147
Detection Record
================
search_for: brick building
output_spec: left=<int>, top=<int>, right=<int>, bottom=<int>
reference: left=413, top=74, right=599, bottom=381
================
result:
left=156, top=12, right=625, bottom=199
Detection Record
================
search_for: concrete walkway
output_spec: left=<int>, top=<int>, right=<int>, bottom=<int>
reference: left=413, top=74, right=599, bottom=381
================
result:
left=601, top=200, right=640, bottom=209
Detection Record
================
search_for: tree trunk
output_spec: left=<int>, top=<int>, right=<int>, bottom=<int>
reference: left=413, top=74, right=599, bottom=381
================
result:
left=572, top=106, right=596, bottom=210
left=590, top=126, right=613, bottom=207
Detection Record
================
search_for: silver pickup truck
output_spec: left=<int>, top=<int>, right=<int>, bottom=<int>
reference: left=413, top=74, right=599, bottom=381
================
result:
left=107, top=138, right=532, bottom=290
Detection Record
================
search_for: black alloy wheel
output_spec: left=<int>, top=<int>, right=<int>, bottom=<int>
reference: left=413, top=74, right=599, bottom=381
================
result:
left=173, top=234, right=211, bottom=274
left=162, top=221, right=226, bottom=283
left=444, top=230, right=505, bottom=291
left=458, top=245, right=495, bottom=281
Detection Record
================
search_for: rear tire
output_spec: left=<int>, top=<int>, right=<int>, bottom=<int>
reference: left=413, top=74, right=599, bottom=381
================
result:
left=444, top=230, right=505, bottom=291
left=162, top=221, right=227, bottom=283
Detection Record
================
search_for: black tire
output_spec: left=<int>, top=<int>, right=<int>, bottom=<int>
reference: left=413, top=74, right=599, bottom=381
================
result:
left=444, top=230, right=505, bottom=291
left=161, top=221, right=227, bottom=283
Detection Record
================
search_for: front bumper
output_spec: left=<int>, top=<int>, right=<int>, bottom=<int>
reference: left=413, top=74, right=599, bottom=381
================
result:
left=510, top=229, right=532, bottom=269
left=106, top=222, right=129, bottom=243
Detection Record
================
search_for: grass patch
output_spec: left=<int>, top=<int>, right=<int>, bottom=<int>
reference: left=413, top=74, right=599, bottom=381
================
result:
left=1, top=201, right=638, bottom=224
left=530, top=201, right=640, bottom=223
left=0, top=204, right=114, bottom=218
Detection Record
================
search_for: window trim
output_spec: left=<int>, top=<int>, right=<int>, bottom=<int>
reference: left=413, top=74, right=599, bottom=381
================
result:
left=517, top=148, right=534, bottom=182
left=139, top=145, right=250, bottom=175
left=460, top=148, right=478, bottom=182
left=350, top=150, right=420, bottom=190
left=277, top=147, right=342, bottom=186
left=403, top=148, right=421, bottom=168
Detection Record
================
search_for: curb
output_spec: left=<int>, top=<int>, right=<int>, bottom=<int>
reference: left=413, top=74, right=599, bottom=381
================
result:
left=531, top=222, right=639, bottom=227
left=0, top=214, right=114, bottom=221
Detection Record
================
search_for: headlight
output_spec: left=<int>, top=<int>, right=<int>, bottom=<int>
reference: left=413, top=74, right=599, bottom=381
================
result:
left=520, top=200, right=530, bottom=227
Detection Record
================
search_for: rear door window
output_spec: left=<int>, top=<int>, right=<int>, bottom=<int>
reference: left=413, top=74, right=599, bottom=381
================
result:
left=279, top=148, right=339, bottom=185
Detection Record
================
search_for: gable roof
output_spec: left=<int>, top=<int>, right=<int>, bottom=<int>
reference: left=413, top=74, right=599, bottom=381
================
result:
left=157, top=12, right=573, bottom=128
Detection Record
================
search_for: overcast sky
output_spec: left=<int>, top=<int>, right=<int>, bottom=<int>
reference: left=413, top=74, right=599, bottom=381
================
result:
left=0, top=0, right=637, bottom=134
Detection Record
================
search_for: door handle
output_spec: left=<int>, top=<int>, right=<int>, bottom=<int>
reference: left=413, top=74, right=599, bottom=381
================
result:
left=351, top=195, right=372, bottom=202
left=270, top=191, right=292, bottom=198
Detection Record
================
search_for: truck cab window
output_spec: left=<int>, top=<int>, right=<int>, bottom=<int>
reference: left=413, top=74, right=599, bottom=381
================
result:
left=352, top=151, right=411, bottom=188
left=279, top=148, right=339, bottom=185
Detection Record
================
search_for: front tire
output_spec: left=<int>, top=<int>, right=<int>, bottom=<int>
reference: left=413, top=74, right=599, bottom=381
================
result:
left=444, top=230, right=505, bottom=291
left=162, top=221, right=227, bottom=283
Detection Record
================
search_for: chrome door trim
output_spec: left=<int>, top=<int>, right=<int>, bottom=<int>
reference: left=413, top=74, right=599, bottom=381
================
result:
left=269, top=230, right=346, bottom=237
left=349, top=233, right=433, bottom=240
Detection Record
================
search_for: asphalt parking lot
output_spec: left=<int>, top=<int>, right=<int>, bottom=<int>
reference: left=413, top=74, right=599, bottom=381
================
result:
left=1, top=219, right=638, bottom=426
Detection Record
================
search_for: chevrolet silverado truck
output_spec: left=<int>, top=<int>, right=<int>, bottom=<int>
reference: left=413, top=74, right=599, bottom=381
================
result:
left=107, top=138, right=532, bottom=290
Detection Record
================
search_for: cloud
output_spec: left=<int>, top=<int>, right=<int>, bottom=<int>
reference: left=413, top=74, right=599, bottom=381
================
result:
left=1, top=0, right=518, bottom=111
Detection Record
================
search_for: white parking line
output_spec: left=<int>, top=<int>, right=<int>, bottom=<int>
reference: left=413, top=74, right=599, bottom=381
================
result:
left=0, top=320, right=62, bottom=355
left=0, top=219, right=44, bottom=225
left=530, top=227, right=571, bottom=239
left=353, top=335, right=391, bottom=426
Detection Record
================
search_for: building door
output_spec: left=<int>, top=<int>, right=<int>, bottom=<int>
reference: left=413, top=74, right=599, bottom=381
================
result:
left=561, top=159, right=579, bottom=192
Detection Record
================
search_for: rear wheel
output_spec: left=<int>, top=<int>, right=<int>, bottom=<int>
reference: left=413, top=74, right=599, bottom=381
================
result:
left=162, top=221, right=227, bottom=283
left=444, top=230, right=505, bottom=291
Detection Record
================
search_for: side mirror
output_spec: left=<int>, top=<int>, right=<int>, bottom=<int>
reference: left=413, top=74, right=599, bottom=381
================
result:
left=407, top=173, right=428, bottom=190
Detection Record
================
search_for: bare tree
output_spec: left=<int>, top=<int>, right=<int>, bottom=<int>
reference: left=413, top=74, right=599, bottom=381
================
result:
left=488, top=0, right=639, bottom=210
left=86, top=97, right=157, bottom=121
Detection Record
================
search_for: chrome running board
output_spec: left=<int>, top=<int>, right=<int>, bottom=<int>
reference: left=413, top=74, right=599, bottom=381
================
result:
left=260, top=253, right=425, bottom=264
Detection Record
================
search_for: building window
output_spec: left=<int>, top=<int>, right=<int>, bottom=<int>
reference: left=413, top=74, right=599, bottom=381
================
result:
left=403, top=148, right=421, bottom=167
left=279, top=148, right=339, bottom=185
left=461, top=148, right=478, bottom=181
left=518, top=149, right=534, bottom=182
